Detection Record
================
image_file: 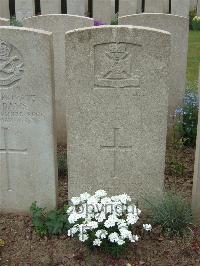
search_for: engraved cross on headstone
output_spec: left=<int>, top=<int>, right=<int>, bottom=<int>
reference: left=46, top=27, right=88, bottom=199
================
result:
left=0, top=127, right=27, bottom=191
left=100, top=128, right=132, bottom=178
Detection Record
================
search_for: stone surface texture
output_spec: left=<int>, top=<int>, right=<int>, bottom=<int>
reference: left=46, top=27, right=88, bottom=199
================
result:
left=0, top=27, right=57, bottom=212
left=119, top=0, right=138, bottom=17
left=65, top=26, right=170, bottom=203
left=145, top=0, right=167, bottom=13
left=24, top=14, right=94, bottom=145
left=93, top=0, right=115, bottom=24
left=15, top=0, right=35, bottom=21
left=40, top=0, right=61, bottom=14
left=171, top=0, right=190, bottom=17
left=190, top=0, right=198, bottom=11
left=192, top=67, right=200, bottom=223
left=0, top=0, right=10, bottom=19
left=197, top=0, right=200, bottom=16
left=119, top=14, right=189, bottom=126
left=0, top=17, right=9, bottom=26
left=67, top=0, right=88, bottom=16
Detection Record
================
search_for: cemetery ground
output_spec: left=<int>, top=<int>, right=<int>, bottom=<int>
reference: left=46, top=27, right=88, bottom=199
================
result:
left=0, top=146, right=200, bottom=265
left=0, top=31, right=200, bottom=265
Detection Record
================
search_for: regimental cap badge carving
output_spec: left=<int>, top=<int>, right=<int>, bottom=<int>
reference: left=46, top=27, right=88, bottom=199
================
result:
left=109, top=43, right=126, bottom=53
left=106, top=43, right=128, bottom=60
left=0, top=40, right=11, bottom=59
left=0, top=39, right=24, bottom=88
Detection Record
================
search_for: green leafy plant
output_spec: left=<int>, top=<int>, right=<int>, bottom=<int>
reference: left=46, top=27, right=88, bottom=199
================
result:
left=30, top=202, right=70, bottom=236
left=58, top=152, right=67, bottom=177
left=111, top=13, right=118, bottom=25
left=189, top=9, right=197, bottom=30
left=169, top=157, right=186, bottom=176
left=10, top=18, right=23, bottom=27
left=192, top=16, right=200, bottom=30
left=175, top=90, right=199, bottom=147
left=30, top=202, right=47, bottom=236
left=147, top=193, right=193, bottom=237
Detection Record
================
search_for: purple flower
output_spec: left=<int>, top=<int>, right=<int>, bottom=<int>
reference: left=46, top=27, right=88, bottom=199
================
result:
left=175, top=108, right=184, bottom=116
left=94, top=20, right=106, bottom=26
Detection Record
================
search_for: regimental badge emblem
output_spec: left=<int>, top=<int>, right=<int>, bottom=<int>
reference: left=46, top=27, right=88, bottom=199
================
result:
left=94, top=42, right=141, bottom=89
left=0, top=40, right=24, bottom=88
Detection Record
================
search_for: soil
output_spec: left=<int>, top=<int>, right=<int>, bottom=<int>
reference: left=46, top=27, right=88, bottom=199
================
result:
left=0, top=146, right=200, bottom=266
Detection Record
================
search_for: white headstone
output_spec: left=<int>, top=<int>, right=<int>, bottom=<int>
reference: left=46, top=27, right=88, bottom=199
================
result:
left=15, top=0, right=35, bottom=21
left=65, top=26, right=170, bottom=203
left=119, top=14, right=189, bottom=127
left=24, top=15, right=94, bottom=145
left=119, top=0, right=138, bottom=17
left=0, top=0, right=10, bottom=19
left=93, top=0, right=115, bottom=24
left=192, top=67, right=200, bottom=223
left=0, top=17, right=9, bottom=26
left=40, top=0, right=61, bottom=14
left=0, top=27, right=57, bottom=212
left=145, top=0, right=167, bottom=13
left=171, top=0, right=190, bottom=17
left=67, top=0, right=88, bottom=16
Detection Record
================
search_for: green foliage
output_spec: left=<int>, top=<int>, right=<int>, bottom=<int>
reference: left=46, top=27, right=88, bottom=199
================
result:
left=187, top=31, right=200, bottom=85
left=175, top=90, right=199, bottom=147
left=169, top=157, right=186, bottom=176
left=147, top=193, right=193, bottom=237
left=30, top=202, right=70, bottom=236
left=100, top=239, right=128, bottom=257
left=168, top=137, right=186, bottom=177
left=10, top=18, right=23, bottom=27
left=30, top=202, right=47, bottom=236
left=189, top=9, right=197, bottom=30
left=192, top=16, right=200, bottom=30
left=111, top=13, right=118, bottom=25
left=58, top=152, right=67, bottom=176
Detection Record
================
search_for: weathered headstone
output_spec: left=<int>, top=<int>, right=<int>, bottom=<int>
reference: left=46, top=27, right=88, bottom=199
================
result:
left=93, top=0, right=115, bottom=24
left=192, top=67, right=200, bottom=223
left=67, top=0, right=88, bottom=16
left=15, top=0, right=35, bottom=21
left=171, top=0, right=190, bottom=17
left=119, top=0, right=138, bottom=17
left=40, top=0, right=61, bottom=14
left=119, top=14, right=189, bottom=126
left=65, top=26, right=170, bottom=202
left=145, top=0, right=168, bottom=13
left=0, top=17, right=9, bottom=26
left=0, top=27, right=57, bottom=212
left=0, top=0, right=10, bottom=19
left=24, top=15, right=94, bottom=145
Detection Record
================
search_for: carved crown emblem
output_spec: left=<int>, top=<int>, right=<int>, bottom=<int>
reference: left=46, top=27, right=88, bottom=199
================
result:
left=107, top=43, right=128, bottom=60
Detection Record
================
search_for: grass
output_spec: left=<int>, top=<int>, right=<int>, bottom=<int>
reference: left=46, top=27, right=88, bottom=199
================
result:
left=187, top=30, right=200, bottom=89
left=146, top=192, right=193, bottom=237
